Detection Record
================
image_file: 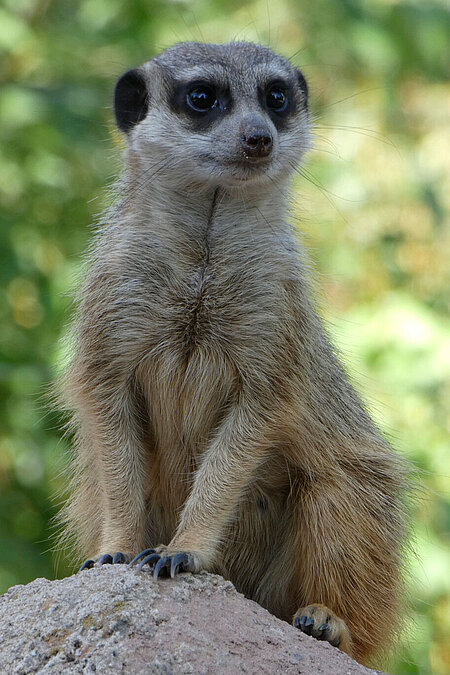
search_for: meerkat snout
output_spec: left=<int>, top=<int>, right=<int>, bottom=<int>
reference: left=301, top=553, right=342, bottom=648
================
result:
left=240, top=125, right=273, bottom=159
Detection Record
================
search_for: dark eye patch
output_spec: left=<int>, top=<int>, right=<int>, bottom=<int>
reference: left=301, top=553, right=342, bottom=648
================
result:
left=260, top=79, right=294, bottom=129
left=170, top=79, right=231, bottom=130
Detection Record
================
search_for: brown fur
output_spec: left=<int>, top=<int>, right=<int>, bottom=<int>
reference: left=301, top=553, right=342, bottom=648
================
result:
left=57, top=42, right=408, bottom=665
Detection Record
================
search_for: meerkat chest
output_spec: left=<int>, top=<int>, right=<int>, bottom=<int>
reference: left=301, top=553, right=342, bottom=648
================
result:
left=164, top=243, right=285, bottom=354
left=130, top=219, right=294, bottom=456
left=140, top=240, right=285, bottom=455
left=113, top=218, right=295, bottom=366
left=121, top=204, right=294, bottom=357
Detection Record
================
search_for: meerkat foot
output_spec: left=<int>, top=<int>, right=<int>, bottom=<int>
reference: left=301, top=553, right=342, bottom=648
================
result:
left=293, top=604, right=352, bottom=655
left=130, top=546, right=197, bottom=579
left=79, top=551, right=129, bottom=571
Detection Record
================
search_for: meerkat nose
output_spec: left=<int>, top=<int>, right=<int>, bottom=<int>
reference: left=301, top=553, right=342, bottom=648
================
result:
left=241, top=128, right=273, bottom=158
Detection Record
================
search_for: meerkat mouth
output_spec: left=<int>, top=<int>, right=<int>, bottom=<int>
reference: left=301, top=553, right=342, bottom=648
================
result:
left=227, top=156, right=273, bottom=175
left=231, top=161, right=273, bottom=184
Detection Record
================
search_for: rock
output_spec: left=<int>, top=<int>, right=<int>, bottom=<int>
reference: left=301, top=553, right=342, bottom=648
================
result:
left=0, top=566, right=385, bottom=674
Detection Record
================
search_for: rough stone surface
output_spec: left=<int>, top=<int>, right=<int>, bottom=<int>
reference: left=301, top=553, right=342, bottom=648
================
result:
left=0, top=566, right=385, bottom=674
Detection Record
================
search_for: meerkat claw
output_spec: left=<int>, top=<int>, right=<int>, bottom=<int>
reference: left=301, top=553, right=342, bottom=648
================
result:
left=153, top=556, right=171, bottom=579
left=79, top=559, right=95, bottom=571
left=301, top=615, right=314, bottom=635
left=317, top=622, right=329, bottom=639
left=134, top=550, right=196, bottom=578
left=137, top=553, right=160, bottom=571
left=80, top=552, right=129, bottom=571
left=129, top=548, right=156, bottom=567
left=170, top=552, right=193, bottom=578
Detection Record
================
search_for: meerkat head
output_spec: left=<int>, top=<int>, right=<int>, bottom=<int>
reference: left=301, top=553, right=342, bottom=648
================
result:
left=114, top=42, right=310, bottom=189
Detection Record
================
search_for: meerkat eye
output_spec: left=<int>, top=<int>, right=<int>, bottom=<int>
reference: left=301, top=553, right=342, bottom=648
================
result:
left=266, top=87, right=288, bottom=112
left=187, top=86, right=219, bottom=112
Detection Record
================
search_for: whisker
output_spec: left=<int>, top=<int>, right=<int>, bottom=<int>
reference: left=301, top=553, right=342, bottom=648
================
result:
left=292, top=164, right=349, bottom=223
left=314, top=123, right=397, bottom=149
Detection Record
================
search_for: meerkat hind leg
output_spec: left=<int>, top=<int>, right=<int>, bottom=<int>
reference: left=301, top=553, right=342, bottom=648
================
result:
left=293, top=604, right=353, bottom=654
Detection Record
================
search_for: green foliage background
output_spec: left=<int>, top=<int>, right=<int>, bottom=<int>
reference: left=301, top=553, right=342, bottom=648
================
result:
left=0, top=1, right=448, bottom=672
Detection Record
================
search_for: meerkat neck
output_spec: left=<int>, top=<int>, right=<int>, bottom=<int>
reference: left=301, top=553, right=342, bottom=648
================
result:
left=121, top=163, right=292, bottom=245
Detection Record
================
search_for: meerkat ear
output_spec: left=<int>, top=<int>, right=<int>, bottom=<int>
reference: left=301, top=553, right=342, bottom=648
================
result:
left=114, top=68, right=149, bottom=133
left=296, top=69, right=308, bottom=108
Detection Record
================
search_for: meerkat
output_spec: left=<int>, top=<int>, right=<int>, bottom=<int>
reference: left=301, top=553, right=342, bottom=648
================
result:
left=58, top=41, right=408, bottom=665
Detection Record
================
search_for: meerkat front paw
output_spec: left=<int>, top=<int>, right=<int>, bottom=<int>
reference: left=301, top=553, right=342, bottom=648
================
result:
left=129, top=545, right=201, bottom=579
left=79, top=551, right=130, bottom=571
left=293, top=604, right=352, bottom=655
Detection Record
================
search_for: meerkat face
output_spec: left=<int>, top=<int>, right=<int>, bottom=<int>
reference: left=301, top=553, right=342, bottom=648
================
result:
left=114, top=42, right=310, bottom=189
